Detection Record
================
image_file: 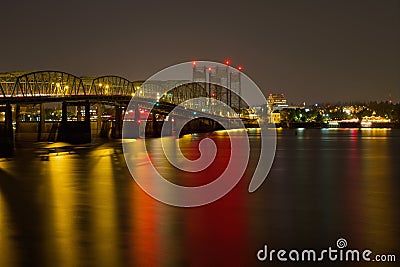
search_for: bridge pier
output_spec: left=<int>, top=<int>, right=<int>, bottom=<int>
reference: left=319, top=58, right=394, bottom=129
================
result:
left=96, top=103, right=103, bottom=137
left=163, top=120, right=172, bottom=136
left=37, top=103, right=45, bottom=141
left=151, top=110, right=158, bottom=136
left=0, top=103, right=14, bottom=156
left=111, top=105, right=122, bottom=139
left=122, top=102, right=141, bottom=138
left=123, top=103, right=147, bottom=138
left=144, top=120, right=172, bottom=137
left=143, top=110, right=173, bottom=137
left=58, top=101, right=91, bottom=144
left=15, top=104, right=21, bottom=137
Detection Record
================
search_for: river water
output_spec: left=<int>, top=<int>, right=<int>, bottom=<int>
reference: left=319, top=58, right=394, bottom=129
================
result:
left=0, top=128, right=399, bottom=266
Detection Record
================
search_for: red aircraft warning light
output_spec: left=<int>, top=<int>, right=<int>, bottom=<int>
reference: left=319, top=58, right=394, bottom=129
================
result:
left=238, top=66, right=243, bottom=71
left=225, top=59, right=231, bottom=66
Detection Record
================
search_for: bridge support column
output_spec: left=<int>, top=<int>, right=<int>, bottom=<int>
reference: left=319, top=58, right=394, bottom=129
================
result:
left=152, top=111, right=158, bottom=137
left=0, top=103, right=14, bottom=157
left=58, top=101, right=91, bottom=144
left=61, top=101, right=67, bottom=123
left=146, top=111, right=172, bottom=137
left=112, top=105, right=124, bottom=139
left=122, top=103, right=140, bottom=138
left=15, top=105, right=21, bottom=140
left=96, top=103, right=103, bottom=137
left=132, top=103, right=141, bottom=137
left=134, top=103, right=140, bottom=123
left=163, top=120, right=172, bottom=136
left=37, top=103, right=45, bottom=141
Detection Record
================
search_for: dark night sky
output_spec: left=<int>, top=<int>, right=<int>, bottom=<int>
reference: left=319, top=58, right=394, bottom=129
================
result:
left=1, top=0, right=399, bottom=104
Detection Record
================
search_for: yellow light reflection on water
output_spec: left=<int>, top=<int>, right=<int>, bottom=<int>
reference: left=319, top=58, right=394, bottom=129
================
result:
left=360, top=132, right=397, bottom=250
left=0, top=191, right=16, bottom=267
left=87, top=148, right=120, bottom=267
left=47, top=155, right=79, bottom=267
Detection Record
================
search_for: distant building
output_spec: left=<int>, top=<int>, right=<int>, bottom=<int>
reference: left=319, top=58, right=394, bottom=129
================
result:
left=267, top=93, right=287, bottom=109
left=267, top=93, right=287, bottom=123
left=271, top=111, right=281, bottom=124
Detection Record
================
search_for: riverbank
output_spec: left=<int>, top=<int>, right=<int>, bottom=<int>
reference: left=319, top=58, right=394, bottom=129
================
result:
left=276, top=121, right=400, bottom=129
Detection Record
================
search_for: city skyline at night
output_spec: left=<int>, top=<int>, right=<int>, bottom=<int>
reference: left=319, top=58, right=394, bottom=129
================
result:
left=1, top=2, right=399, bottom=267
left=0, top=0, right=398, bottom=104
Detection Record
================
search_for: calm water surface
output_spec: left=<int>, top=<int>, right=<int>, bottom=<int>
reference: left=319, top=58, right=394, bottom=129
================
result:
left=0, top=128, right=399, bottom=266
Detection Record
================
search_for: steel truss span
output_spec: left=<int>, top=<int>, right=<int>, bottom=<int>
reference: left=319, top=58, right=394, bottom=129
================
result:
left=14, top=71, right=85, bottom=97
left=164, top=82, right=247, bottom=111
left=0, top=71, right=141, bottom=98
left=0, top=71, right=244, bottom=115
left=87, top=75, right=136, bottom=96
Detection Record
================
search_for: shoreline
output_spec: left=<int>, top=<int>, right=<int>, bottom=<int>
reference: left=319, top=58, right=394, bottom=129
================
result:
left=275, top=122, right=400, bottom=129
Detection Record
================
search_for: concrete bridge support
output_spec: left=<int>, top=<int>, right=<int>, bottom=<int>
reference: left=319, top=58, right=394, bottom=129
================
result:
left=111, top=105, right=125, bottom=139
left=57, top=101, right=91, bottom=144
left=141, top=110, right=173, bottom=138
left=15, top=105, right=20, bottom=137
left=96, top=103, right=103, bottom=136
left=122, top=102, right=141, bottom=139
left=0, top=103, right=14, bottom=156
left=143, top=120, right=172, bottom=137
left=37, top=103, right=45, bottom=141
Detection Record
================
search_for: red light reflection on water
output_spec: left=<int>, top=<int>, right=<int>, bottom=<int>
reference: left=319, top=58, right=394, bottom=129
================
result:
left=129, top=133, right=251, bottom=265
